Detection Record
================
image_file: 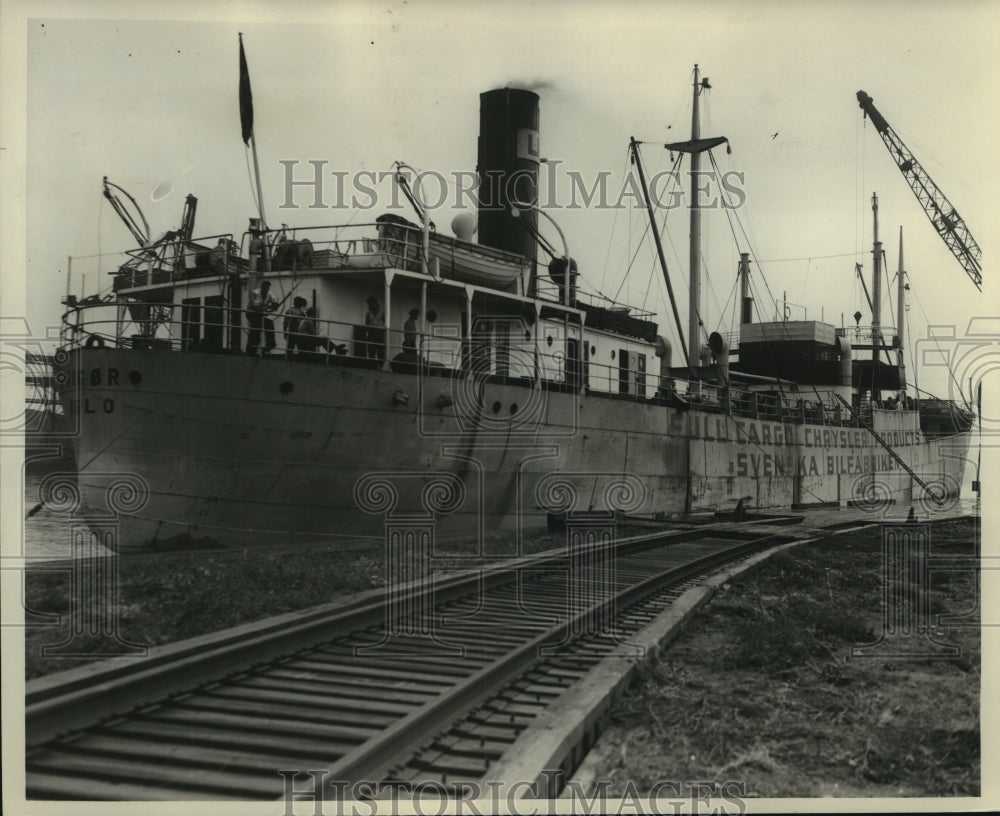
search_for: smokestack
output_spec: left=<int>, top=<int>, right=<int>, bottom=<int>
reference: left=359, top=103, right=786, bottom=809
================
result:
left=477, top=88, right=540, bottom=265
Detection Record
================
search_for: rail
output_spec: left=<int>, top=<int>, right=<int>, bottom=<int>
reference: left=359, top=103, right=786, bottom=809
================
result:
left=59, top=298, right=876, bottom=427
left=25, top=527, right=783, bottom=798
left=99, top=223, right=430, bottom=293
left=23, top=352, right=61, bottom=417
left=107, top=232, right=245, bottom=292
left=98, top=220, right=658, bottom=320
left=58, top=300, right=527, bottom=376
left=842, top=324, right=898, bottom=345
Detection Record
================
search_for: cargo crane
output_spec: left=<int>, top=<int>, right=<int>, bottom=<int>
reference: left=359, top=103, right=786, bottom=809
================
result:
left=102, top=176, right=151, bottom=248
left=857, top=90, right=982, bottom=290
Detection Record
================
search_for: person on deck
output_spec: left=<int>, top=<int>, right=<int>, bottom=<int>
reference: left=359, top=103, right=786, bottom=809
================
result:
left=246, top=279, right=279, bottom=356
left=297, top=307, right=348, bottom=362
left=364, top=296, right=386, bottom=360
left=403, top=308, right=420, bottom=353
left=283, top=296, right=308, bottom=359
left=297, top=307, right=331, bottom=362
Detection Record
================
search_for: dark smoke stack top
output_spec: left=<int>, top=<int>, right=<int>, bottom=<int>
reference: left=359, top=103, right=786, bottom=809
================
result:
left=477, top=88, right=540, bottom=265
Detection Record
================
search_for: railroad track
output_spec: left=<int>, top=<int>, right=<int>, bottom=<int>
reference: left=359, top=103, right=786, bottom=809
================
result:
left=26, top=527, right=786, bottom=800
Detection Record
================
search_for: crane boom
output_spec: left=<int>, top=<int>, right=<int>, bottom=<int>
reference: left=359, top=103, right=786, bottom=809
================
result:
left=857, top=90, right=982, bottom=291
left=102, top=176, right=151, bottom=249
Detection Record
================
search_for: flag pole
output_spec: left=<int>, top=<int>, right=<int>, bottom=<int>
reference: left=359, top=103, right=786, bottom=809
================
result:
left=250, top=137, right=267, bottom=233
left=239, top=33, right=267, bottom=233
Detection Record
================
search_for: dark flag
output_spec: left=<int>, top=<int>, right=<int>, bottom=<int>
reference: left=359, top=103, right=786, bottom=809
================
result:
left=239, top=35, right=253, bottom=145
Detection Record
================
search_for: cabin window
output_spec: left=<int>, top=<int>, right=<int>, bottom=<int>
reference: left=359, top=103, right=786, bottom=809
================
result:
left=203, top=295, right=225, bottom=351
left=181, top=297, right=201, bottom=350
left=618, top=348, right=630, bottom=394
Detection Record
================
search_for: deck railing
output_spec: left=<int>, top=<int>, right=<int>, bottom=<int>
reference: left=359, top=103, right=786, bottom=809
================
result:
left=842, top=324, right=898, bottom=345
left=107, top=222, right=661, bottom=325
left=61, top=298, right=874, bottom=428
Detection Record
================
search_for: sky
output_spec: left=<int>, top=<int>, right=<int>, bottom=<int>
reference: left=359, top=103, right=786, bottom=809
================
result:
left=4, top=0, right=999, bottom=402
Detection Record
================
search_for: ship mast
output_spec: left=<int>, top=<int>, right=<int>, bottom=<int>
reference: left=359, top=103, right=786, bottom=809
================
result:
left=739, top=252, right=752, bottom=324
left=688, top=66, right=703, bottom=368
left=896, top=226, right=906, bottom=399
left=871, top=192, right=882, bottom=365
left=665, top=65, right=728, bottom=370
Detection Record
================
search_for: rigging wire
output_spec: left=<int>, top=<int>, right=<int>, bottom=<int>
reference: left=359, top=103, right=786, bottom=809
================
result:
left=904, top=294, right=916, bottom=388
left=626, top=142, right=691, bottom=342
left=646, top=149, right=687, bottom=338
left=757, top=250, right=863, bottom=263
left=615, top=144, right=678, bottom=308
left=717, top=264, right=739, bottom=337
left=851, top=260, right=862, bottom=327
left=704, top=150, right=781, bottom=322
left=883, top=255, right=895, bottom=342
left=598, top=148, right=633, bottom=297
left=641, top=245, right=658, bottom=310
left=801, top=257, right=811, bottom=315
left=613, top=216, right=653, bottom=303
left=667, top=82, right=688, bottom=135
left=857, top=113, right=865, bottom=260
left=907, top=279, right=970, bottom=406
left=698, top=223, right=726, bottom=343
left=654, top=152, right=694, bottom=352
left=707, top=150, right=782, bottom=329
left=96, top=189, right=104, bottom=299
left=572, top=183, right=656, bottom=309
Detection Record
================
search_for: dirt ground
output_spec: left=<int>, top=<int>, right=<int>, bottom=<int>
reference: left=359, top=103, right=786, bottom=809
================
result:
left=583, top=518, right=980, bottom=797
left=23, top=524, right=656, bottom=679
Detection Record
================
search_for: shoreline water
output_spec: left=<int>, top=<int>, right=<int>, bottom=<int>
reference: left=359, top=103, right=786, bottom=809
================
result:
left=21, top=449, right=980, bottom=563
left=21, top=448, right=106, bottom=561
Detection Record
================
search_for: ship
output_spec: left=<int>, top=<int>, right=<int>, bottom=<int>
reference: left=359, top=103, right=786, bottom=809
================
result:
left=51, top=63, right=976, bottom=549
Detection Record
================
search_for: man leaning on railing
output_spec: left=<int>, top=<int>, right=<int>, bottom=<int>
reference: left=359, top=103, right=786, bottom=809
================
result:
left=297, top=308, right=347, bottom=363
left=283, top=296, right=308, bottom=360
left=246, top=280, right=279, bottom=356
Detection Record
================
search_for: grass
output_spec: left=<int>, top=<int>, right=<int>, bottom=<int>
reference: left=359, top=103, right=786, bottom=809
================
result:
left=22, top=525, right=588, bottom=679
left=591, top=518, right=981, bottom=797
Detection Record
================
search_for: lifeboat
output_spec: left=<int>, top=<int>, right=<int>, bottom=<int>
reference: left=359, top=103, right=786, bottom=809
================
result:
left=375, top=213, right=529, bottom=288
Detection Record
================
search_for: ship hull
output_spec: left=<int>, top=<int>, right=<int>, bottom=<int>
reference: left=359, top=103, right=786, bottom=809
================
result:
left=56, top=347, right=972, bottom=548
